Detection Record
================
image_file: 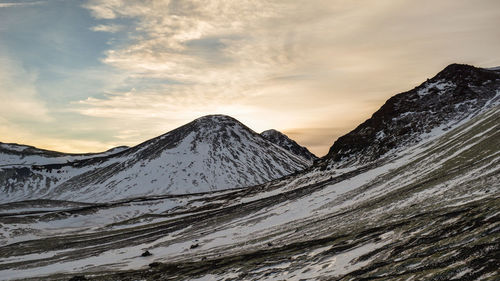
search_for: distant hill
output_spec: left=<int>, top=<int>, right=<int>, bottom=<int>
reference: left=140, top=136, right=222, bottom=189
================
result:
left=261, top=129, right=317, bottom=162
left=0, top=115, right=311, bottom=203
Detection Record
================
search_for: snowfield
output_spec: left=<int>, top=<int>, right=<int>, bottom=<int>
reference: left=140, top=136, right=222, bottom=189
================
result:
left=0, top=64, right=499, bottom=280
left=0, top=104, right=498, bottom=280
left=0, top=115, right=311, bottom=203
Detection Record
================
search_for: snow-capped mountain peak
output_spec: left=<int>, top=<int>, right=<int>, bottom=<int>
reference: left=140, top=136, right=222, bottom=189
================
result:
left=0, top=115, right=311, bottom=203
left=261, top=129, right=317, bottom=161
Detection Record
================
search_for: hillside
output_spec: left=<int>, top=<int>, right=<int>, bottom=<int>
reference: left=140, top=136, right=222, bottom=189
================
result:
left=0, top=143, right=128, bottom=166
left=261, top=129, right=317, bottom=161
left=0, top=115, right=311, bottom=203
left=0, top=64, right=498, bottom=280
left=323, top=64, right=500, bottom=167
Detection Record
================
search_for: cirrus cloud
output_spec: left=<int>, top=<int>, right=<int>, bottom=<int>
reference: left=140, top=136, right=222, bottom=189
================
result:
left=76, top=0, right=500, bottom=155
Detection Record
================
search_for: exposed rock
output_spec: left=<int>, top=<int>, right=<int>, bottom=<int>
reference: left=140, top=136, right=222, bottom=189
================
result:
left=68, top=276, right=88, bottom=281
left=149, top=262, right=161, bottom=268
left=141, top=250, right=152, bottom=257
left=323, top=64, right=500, bottom=167
left=261, top=129, right=318, bottom=161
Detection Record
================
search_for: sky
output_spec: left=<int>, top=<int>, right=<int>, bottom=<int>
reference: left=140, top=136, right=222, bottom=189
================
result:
left=1, top=0, right=499, bottom=156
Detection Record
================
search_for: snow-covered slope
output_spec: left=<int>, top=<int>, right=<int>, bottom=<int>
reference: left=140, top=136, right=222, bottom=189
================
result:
left=0, top=143, right=128, bottom=166
left=1, top=85, right=498, bottom=281
left=0, top=115, right=310, bottom=203
left=322, top=64, right=500, bottom=167
left=261, top=129, right=317, bottom=162
left=0, top=64, right=498, bottom=281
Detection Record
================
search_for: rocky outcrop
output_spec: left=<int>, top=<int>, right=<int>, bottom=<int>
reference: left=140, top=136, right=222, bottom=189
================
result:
left=323, top=64, right=500, bottom=166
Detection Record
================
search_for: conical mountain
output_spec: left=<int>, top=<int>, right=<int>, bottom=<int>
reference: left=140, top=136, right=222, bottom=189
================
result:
left=0, top=115, right=310, bottom=203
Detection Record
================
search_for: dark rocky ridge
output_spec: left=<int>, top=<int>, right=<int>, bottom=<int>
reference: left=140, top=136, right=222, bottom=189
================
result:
left=323, top=64, right=500, bottom=166
left=261, top=129, right=317, bottom=162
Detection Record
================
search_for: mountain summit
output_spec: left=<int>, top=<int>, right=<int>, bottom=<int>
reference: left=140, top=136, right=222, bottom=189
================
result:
left=261, top=129, right=317, bottom=161
left=0, top=115, right=311, bottom=203
left=323, top=64, right=500, bottom=167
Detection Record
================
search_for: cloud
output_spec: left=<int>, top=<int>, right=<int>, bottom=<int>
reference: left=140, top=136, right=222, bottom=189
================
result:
left=80, top=0, right=311, bottom=121
left=91, top=24, right=123, bottom=33
left=74, top=0, right=500, bottom=154
left=0, top=56, right=117, bottom=152
left=0, top=56, right=52, bottom=123
left=0, top=1, right=45, bottom=8
left=85, top=0, right=293, bottom=84
left=77, top=0, right=308, bottom=140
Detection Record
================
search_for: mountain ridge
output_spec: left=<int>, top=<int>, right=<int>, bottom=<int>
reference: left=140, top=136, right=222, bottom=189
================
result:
left=0, top=63, right=498, bottom=280
left=0, top=142, right=129, bottom=166
left=0, top=114, right=312, bottom=203
left=1, top=82, right=498, bottom=281
left=261, top=129, right=317, bottom=161
left=322, top=63, right=500, bottom=167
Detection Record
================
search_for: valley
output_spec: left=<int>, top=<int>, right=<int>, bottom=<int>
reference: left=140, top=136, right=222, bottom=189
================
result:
left=0, top=64, right=499, bottom=280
